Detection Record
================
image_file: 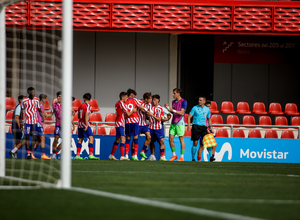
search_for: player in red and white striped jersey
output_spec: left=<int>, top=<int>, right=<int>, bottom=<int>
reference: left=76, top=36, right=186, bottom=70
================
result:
left=125, top=89, right=140, bottom=160
left=146, top=94, right=167, bottom=161
left=21, top=87, right=44, bottom=159
left=75, top=93, right=98, bottom=160
left=109, top=92, right=136, bottom=161
left=134, top=92, right=153, bottom=160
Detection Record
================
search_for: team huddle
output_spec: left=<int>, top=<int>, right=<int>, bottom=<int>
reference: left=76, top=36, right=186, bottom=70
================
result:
left=9, top=87, right=217, bottom=162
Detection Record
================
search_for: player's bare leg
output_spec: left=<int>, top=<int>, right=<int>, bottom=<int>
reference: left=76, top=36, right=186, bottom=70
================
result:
left=148, top=141, right=156, bottom=161
left=168, top=134, right=177, bottom=161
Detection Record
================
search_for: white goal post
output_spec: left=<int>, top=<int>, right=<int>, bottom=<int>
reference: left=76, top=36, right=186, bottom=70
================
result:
left=0, top=0, right=73, bottom=188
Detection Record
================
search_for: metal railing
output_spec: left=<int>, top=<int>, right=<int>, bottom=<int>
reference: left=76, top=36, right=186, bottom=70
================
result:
left=5, top=120, right=300, bottom=139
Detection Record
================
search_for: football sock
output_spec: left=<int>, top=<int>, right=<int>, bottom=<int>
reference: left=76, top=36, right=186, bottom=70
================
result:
left=53, top=149, right=58, bottom=155
left=160, top=148, right=165, bottom=158
left=181, top=149, right=185, bottom=158
left=198, top=156, right=201, bottom=161
left=26, top=147, right=31, bottom=155
left=125, top=139, right=130, bottom=156
left=111, top=141, right=118, bottom=156
left=76, top=143, right=82, bottom=156
left=41, top=147, right=45, bottom=154
left=212, top=154, right=215, bottom=158
left=11, top=147, right=18, bottom=153
left=171, top=147, right=176, bottom=153
left=31, top=147, right=36, bottom=153
left=88, top=143, right=93, bottom=155
left=191, top=146, right=197, bottom=160
left=207, top=147, right=213, bottom=157
left=141, top=145, right=147, bottom=153
left=134, top=138, right=139, bottom=156
left=120, top=143, right=125, bottom=157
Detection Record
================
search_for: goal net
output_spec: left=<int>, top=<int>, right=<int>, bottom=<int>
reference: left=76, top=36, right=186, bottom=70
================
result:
left=0, top=0, right=73, bottom=188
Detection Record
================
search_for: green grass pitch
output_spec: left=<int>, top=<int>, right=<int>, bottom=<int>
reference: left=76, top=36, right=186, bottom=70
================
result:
left=1, top=160, right=300, bottom=220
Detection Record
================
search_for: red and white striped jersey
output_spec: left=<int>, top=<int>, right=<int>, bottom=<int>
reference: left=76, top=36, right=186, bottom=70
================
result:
left=115, top=101, right=128, bottom=127
left=21, top=97, right=40, bottom=124
left=148, top=105, right=164, bottom=130
left=125, top=98, right=139, bottom=124
left=137, top=102, right=152, bottom=126
left=78, top=103, right=91, bottom=128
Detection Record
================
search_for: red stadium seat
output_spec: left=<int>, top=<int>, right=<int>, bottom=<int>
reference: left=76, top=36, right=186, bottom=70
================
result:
left=109, top=127, right=116, bottom=135
left=291, top=117, right=300, bottom=128
left=268, top=103, right=284, bottom=115
left=6, top=97, right=16, bottom=110
left=275, top=116, right=288, bottom=129
left=284, top=103, right=300, bottom=116
left=210, top=101, right=219, bottom=114
left=226, top=115, right=240, bottom=126
left=258, top=116, right=272, bottom=128
left=93, top=126, right=106, bottom=135
left=72, top=98, right=82, bottom=111
left=242, top=115, right=256, bottom=128
left=232, top=129, right=245, bottom=138
left=252, top=102, right=267, bottom=115
left=8, top=126, right=12, bottom=133
left=90, top=99, right=100, bottom=112
left=44, top=125, right=55, bottom=134
left=264, top=130, right=278, bottom=139
left=6, top=111, right=14, bottom=124
left=73, top=112, right=79, bottom=122
left=184, top=127, right=191, bottom=137
left=281, top=130, right=295, bottom=139
left=211, top=114, right=223, bottom=125
left=236, top=102, right=251, bottom=114
left=248, top=129, right=262, bottom=138
left=184, top=113, right=188, bottom=124
left=215, top=128, right=229, bottom=137
left=89, top=112, right=103, bottom=126
left=44, top=115, right=54, bottom=124
left=52, top=98, right=58, bottom=105
left=44, top=99, right=51, bottom=111
left=220, top=101, right=235, bottom=114
left=105, top=113, right=116, bottom=126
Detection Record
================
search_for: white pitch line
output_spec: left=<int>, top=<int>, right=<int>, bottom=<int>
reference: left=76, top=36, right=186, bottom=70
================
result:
left=151, top=198, right=300, bottom=205
left=72, top=170, right=300, bottom=177
left=70, top=186, right=267, bottom=220
left=0, top=185, right=38, bottom=190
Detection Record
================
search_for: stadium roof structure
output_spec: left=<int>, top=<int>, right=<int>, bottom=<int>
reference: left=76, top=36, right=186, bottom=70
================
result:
left=4, top=0, right=300, bottom=35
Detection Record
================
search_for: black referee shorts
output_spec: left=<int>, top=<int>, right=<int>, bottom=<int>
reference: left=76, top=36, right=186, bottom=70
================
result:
left=191, top=125, right=209, bottom=141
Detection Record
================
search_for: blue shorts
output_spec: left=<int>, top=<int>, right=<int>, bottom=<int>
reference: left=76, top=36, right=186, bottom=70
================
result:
left=125, top=123, right=139, bottom=136
left=54, top=125, right=61, bottom=137
left=24, top=124, right=37, bottom=136
left=150, top=128, right=165, bottom=142
left=116, top=126, right=125, bottom=138
left=35, top=126, right=44, bottom=137
left=139, top=125, right=150, bottom=135
left=12, top=129, right=24, bottom=143
left=78, top=127, right=93, bottom=139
